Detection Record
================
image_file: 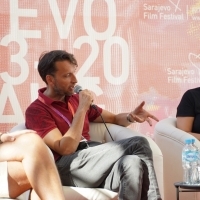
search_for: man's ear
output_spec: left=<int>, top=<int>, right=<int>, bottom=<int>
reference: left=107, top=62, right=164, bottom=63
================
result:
left=46, top=75, right=54, bottom=85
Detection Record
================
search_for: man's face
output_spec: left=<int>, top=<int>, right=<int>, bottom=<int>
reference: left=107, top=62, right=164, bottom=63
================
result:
left=50, top=60, right=77, bottom=96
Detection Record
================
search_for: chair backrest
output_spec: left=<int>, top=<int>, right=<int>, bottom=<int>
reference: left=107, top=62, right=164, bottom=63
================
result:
left=9, top=123, right=26, bottom=132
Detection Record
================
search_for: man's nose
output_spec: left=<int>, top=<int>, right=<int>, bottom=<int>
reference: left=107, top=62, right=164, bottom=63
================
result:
left=72, top=73, right=77, bottom=83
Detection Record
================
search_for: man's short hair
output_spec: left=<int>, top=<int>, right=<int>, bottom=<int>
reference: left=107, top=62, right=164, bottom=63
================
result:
left=38, top=50, right=78, bottom=84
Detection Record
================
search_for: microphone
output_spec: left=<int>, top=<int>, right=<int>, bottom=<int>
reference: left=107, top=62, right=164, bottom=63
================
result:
left=74, top=85, right=113, bottom=141
left=74, top=85, right=83, bottom=94
left=74, top=85, right=97, bottom=109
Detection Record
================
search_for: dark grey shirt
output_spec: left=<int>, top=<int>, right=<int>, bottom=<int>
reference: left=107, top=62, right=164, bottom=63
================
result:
left=176, top=87, right=200, bottom=133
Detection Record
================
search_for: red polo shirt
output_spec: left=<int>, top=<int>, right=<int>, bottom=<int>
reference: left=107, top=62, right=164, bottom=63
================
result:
left=25, top=87, right=102, bottom=160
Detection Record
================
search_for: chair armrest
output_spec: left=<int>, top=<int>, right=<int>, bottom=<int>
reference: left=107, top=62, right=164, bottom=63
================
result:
left=9, top=123, right=26, bottom=132
left=155, top=117, right=200, bottom=147
left=89, top=122, right=143, bottom=142
left=89, top=122, right=163, bottom=158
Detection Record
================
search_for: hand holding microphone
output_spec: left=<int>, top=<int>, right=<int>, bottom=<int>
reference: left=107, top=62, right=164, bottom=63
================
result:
left=74, top=85, right=96, bottom=109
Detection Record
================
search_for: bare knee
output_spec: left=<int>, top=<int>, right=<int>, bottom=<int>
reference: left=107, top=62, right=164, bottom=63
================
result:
left=17, top=133, right=44, bottom=148
left=16, top=133, right=48, bottom=156
left=17, top=132, right=42, bottom=144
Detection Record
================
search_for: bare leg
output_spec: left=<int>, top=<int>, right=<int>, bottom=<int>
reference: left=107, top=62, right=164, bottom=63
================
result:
left=0, top=133, right=65, bottom=200
left=30, top=189, right=41, bottom=200
left=7, top=161, right=31, bottom=198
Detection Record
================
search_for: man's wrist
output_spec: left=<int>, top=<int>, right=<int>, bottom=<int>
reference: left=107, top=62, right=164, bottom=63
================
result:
left=126, top=113, right=136, bottom=123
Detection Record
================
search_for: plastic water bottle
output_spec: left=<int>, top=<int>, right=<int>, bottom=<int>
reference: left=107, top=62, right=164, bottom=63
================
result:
left=182, top=139, right=192, bottom=184
left=182, top=138, right=199, bottom=184
left=191, top=139, right=199, bottom=184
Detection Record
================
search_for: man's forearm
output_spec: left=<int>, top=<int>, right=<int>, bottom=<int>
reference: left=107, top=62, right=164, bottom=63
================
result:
left=114, top=113, right=134, bottom=127
left=59, top=108, right=88, bottom=154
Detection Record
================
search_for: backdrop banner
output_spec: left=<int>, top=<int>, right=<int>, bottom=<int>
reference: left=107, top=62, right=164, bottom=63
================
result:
left=1, top=0, right=200, bottom=137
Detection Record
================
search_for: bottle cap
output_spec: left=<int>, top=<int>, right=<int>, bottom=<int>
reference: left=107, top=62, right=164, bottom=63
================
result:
left=185, top=139, right=192, bottom=144
left=191, top=138, right=195, bottom=144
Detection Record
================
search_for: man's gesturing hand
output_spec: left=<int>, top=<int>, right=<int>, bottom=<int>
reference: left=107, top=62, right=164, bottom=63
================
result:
left=128, top=101, right=159, bottom=126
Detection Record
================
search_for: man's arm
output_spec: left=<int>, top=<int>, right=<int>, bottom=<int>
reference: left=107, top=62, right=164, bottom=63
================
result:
left=93, top=101, right=159, bottom=127
left=43, top=107, right=88, bottom=155
left=43, top=89, right=93, bottom=155
left=176, top=116, right=200, bottom=140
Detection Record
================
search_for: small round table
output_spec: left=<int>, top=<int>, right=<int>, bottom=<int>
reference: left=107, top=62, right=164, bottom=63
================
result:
left=174, top=182, right=200, bottom=200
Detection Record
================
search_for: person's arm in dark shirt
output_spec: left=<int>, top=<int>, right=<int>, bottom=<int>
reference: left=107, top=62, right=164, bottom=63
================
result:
left=176, top=116, right=200, bottom=139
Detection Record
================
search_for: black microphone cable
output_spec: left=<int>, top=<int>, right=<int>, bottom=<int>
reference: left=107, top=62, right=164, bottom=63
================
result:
left=91, top=105, right=114, bottom=141
left=74, top=85, right=114, bottom=141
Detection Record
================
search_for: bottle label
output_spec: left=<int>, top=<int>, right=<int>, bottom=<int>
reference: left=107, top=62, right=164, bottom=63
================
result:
left=183, top=151, right=198, bottom=162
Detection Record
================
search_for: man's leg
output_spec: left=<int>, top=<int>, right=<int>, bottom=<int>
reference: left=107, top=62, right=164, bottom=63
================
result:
left=102, top=155, right=149, bottom=200
left=56, top=136, right=161, bottom=200
left=0, top=133, right=65, bottom=200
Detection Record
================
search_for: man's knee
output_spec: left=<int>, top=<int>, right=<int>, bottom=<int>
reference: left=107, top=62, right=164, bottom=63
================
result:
left=131, top=136, right=150, bottom=148
left=131, top=136, right=149, bottom=144
left=125, top=136, right=152, bottom=157
left=119, top=155, right=145, bottom=178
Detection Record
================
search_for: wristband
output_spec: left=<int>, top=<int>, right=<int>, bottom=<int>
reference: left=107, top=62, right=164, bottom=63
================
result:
left=126, top=113, right=136, bottom=123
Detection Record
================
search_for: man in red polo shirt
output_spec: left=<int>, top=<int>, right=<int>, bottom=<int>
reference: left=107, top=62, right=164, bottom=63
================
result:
left=25, top=50, right=162, bottom=200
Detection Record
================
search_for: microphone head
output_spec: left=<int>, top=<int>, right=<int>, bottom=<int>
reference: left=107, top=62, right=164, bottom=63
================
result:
left=74, top=85, right=83, bottom=93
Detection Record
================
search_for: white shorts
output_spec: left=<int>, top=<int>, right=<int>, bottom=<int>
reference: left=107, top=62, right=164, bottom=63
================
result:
left=0, top=161, right=9, bottom=198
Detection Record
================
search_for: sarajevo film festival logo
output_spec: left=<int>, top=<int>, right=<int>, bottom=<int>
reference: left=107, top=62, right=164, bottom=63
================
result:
left=188, top=53, right=200, bottom=75
left=168, top=0, right=181, bottom=12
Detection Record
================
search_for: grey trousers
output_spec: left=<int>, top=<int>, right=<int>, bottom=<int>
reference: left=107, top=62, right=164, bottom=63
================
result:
left=56, top=136, right=161, bottom=200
